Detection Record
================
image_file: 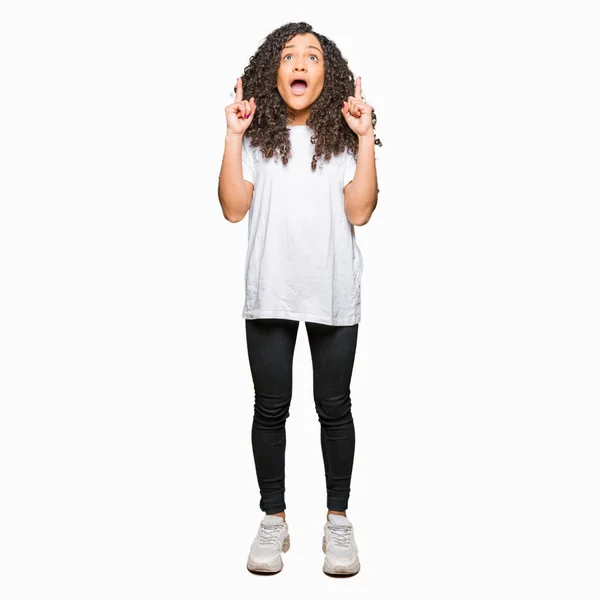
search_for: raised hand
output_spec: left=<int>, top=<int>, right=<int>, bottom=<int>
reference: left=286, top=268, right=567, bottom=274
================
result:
left=225, top=77, right=256, bottom=136
left=341, top=76, right=373, bottom=137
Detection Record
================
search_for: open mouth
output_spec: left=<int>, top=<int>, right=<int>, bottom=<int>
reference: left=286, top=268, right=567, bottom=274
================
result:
left=290, top=78, right=308, bottom=95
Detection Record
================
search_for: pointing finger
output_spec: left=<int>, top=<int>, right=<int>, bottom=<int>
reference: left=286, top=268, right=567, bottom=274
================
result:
left=354, top=76, right=362, bottom=100
left=235, top=77, right=243, bottom=103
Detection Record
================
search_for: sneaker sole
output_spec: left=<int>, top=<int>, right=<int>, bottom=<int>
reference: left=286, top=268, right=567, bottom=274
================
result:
left=247, top=535, right=290, bottom=574
left=322, top=536, right=360, bottom=576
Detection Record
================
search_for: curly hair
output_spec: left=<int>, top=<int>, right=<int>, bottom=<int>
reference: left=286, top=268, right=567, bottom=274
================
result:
left=235, top=21, right=382, bottom=172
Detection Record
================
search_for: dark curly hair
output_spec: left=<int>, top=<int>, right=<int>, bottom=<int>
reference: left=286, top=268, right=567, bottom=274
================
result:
left=235, top=21, right=382, bottom=172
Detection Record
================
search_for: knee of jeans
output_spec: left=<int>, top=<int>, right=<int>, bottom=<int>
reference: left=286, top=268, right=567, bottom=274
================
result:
left=314, top=392, right=352, bottom=425
left=253, top=392, right=291, bottom=428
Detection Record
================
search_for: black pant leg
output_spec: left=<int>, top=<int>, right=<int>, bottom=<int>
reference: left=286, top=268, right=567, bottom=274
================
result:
left=305, top=321, right=359, bottom=512
left=245, top=318, right=299, bottom=514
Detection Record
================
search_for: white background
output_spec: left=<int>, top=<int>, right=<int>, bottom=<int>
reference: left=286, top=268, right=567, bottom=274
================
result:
left=1, top=1, right=599, bottom=598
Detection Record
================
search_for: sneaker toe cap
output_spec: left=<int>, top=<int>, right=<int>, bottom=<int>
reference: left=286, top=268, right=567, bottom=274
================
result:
left=250, top=544, right=280, bottom=560
left=326, top=543, right=358, bottom=560
left=330, top=549, right=358, bottom=562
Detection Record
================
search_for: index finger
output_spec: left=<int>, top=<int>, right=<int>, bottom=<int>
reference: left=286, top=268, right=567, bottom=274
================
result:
left=235, top=77, right=243, bottom=103
left=354, top=76, right=362, bottom=100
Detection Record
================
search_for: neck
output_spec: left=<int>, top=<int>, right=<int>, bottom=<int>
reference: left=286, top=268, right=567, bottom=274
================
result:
left=286, top=108, right=310, bottom=127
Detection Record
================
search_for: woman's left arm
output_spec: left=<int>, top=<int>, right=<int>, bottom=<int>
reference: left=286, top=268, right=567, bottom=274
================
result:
left=342, top=76, right=379, bottom=226
left=344, top=134, right=378, bottom=226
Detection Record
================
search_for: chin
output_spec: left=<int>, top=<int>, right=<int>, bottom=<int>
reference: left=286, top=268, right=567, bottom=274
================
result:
left=288, top=98, right=311, bottom=108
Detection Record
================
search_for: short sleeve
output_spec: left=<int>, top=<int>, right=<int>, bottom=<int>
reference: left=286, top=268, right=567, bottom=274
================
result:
left=241, top=134, right=255, bottom=185
left=342, top=150, right=357, bottom=189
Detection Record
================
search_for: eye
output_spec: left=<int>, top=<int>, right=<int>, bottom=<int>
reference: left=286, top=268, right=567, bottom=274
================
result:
left=282, top=54, right=319, bottom=61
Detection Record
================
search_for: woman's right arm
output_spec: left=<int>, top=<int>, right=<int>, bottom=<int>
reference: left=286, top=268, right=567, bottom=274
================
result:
left=218, top=133, right=254, bottom=223
left=218, top=77, right=256, bottom=223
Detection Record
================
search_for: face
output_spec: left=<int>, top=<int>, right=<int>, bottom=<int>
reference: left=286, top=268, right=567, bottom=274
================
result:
left=276, top=33, right=325, bottom=125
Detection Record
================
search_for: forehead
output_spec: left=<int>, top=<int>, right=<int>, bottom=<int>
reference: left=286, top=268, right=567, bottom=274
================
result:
left=282, top=33, right=323, bottom=53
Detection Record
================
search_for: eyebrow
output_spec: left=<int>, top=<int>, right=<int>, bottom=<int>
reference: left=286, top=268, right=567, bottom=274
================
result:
left=282, top=44, right=323, bottom=56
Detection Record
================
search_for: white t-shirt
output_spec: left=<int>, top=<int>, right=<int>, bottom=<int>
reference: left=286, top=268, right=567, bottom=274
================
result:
left=240, top=125, right=363, bottom=326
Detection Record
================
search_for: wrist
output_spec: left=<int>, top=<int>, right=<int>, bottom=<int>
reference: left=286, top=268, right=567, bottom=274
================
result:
left=225, top=131, right=244, bottom=143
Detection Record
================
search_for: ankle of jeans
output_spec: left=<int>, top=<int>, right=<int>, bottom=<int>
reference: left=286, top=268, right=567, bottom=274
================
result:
left=260, top=493, right=286, bottom=514
left=327, top=496, right=349, bottom=512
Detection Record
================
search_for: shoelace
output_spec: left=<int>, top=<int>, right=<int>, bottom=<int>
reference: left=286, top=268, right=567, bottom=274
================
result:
left=258, top=522, right=284, bottom=546
left=328, top=524, right=352, bottom=548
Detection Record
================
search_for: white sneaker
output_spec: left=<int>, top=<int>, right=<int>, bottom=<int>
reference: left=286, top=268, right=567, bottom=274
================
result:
left=322, top=513, right=360, bottom=576
left=247, top=514, right=290, bottom=574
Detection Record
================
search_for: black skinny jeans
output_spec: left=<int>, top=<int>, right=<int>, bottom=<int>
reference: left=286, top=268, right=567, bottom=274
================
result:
left=245, top=317, right=359, bottom=514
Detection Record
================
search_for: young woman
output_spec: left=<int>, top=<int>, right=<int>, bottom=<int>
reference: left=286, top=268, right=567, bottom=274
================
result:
left=218, top=21, right=381, bottom=576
